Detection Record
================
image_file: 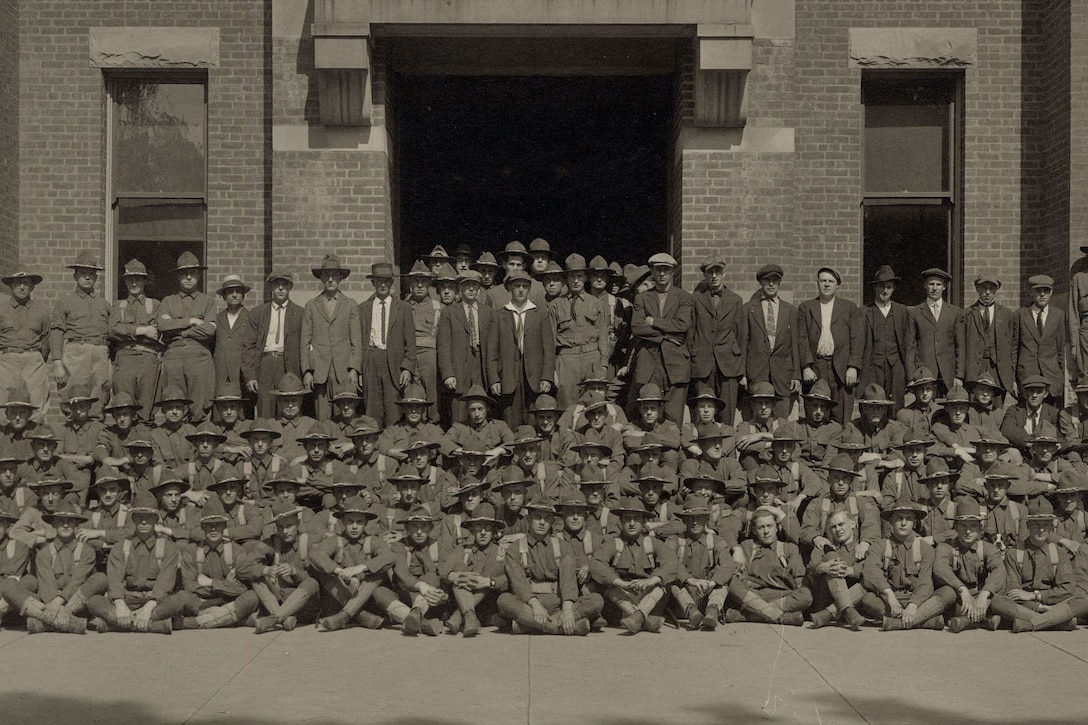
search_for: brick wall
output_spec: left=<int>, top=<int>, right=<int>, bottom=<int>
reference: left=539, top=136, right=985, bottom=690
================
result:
left=1072, top=3, right=1088, bottom=270
left=18, top=0, right=268, bottom=305
left=795, top=1, right=1027, bottom=308
left=0, top=0, right=17, bottom=271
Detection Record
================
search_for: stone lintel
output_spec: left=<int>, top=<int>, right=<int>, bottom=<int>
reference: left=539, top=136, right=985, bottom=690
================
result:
left=89, top=27, right=220, bottom=68
left=849, top=27, right=977, bottom=69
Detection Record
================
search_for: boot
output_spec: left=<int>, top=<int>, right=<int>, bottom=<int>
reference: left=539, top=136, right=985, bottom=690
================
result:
left=26, top=617, right=45, bottom=634
left=511, top=604, right=558, bottom=634
left=684, top=606, right=704, bottom=631
left=810, top=607, right=836, bottom=629
left=421, top=618, right=443, bottom=636
left=920, top=616, right=945, bottom=631
left=444, top=610, right=463, bottom=635
left=908, top=598, right=948, bottom=630
left=779, top=612, right=804, bottom=627
left=462, top=611, right=481, bottom=638
left=317, top=611, right=353, bottom=632
left=65, top=590, right=88, bottom=616
left=841, top=607, right=865, bottom=631
left=19, top=597, right=46, bottom=621
left=986, top=614, right=1002, bottom=631
left=723, top=608, right=745, bottom=623
left=145, top=619, right=172, bottom=635
left=195, top=603, right=241, bottom=629
left=740, top=592, right=784, bottom=624
left=245, top=612, right=259, bottom=628
left=881, top=616, right=905, bottom=631
left=571, top=618, right=591, bottom=636
left=1059, top=618, right=1078, bottom=631
left=642, top=614, right=664, bottom=633
left=489, top=613, right=510, bottom=630
left=701, top=605, right=719, bottom=631
left=354, top=611, right=384, bottom=629
left=948, top=616, right=972, bottom=633
left=1012, top=618, right=1034, bottom=634
left=277, top=587, right=313, bottom=622
left=402, top=607, right=423, bottom=636
left=253, top=615, right=279, bottom=634
left=54, top=612, right=87, bottom=635
left=620, top=609, right=645, bottom=634
left=178, top=617, right=200, bottom=630
left=280, top=616, right=297, bottom=632
left=1029, top=602, right=1077, bottom=632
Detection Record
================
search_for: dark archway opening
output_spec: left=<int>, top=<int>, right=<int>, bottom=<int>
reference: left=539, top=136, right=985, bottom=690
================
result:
left=392, top=74, right=671, bottom=269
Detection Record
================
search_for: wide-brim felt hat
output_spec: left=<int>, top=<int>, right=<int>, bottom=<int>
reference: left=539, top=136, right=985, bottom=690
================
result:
left=919, top=460, right=956, bottom=483
left=404, top=435, right=441, bottom=452
left=636, top=434, right=673, bottom=451
left=90, top=468, right=130, bottom=490
left=683, top=473, right=724, bottom=490
left=175, top=251, right=206, bottom=271
left=27, top=477, right=73, bottom=492
left=822, top=454, right=859, bottom=477
left=368, top=262, right=397, bottom=279
left=63, top=384, right=99, bottom=405
left=347, top=416, right=380, bottom=437
left=271, top=374, right=307, bottom=397
left=331, top=390, right=364, bottom=403
left=801, top=380, right=837, bottom=404
left=42, top=501, right=87, bottom=525
left=210, top=383, right=245, bottom=403
left=148, top=474, right=191, bottom=496
left=856, top=384, right=894, bottom=406
left=186, top=422, right=227, bottom=443
left=747, top=382, right=781, bottom=400
left=104, top=392, right=140, bottom=411
left=880, top=500, right=928, bottom=521
left=951, top=497, right=986, bottom=521
left=893, top=437, right=936, bottom=450
left=396, top=383, right=431, bottom=405
left=127, top=491, right=161, bottom=517
left=333, top=496, right=379, bottom=520
left=459, top=384, right=495, bottom=406
left=748, top=466, right=788, bottom=489
left=242, top=419, right=282, bottom=439
left=420, top=245, right=451, bottom=262
left=493, top=467, right=534, bottom=489
left=688, top=384, right=726, bottom=408
left=497, top=241, right=531, bottom=263
left=157, top=385, right=194, bottom=405
left=464, top=502, right=506, bottom=526
left=67, top=251, right=105, bottom=271
left=967, top=375, right=1004, bottom=393
left=269, top=503, right=307, bottom=524
left=2, top=270, right=43, bottom=286
left=207, top=469, right=247, bottom=490
left=312, top=254, right=351, bottom=279
left=198, top=499, right=232, bottom=524
left=471, top=252, right=501, bottom=270
left=510, top=426, right=544, bottom=447
left=1052, top=470, right=1088, bottom=495
left=905, top=367, right=939, bottom=388
left=530, top=394, right=561, bottom=413
left=610, top=496, right=651, bottom=517
left=1026, top=498, right=1056, bottom=521
left=503, top=270, right=533, bottom=289
left=677, top=493, right=713, bottom=517
left=403, top=505, right=438, bottom=523
left=869, top=265, right=900, bottom=284
left=297, top=423, right=336, bottom=443
left=529, top=238, right=560, bottom=260
left=452, top=476, right=489, bottom=497
left=971, top=434, right=1009, bottom=447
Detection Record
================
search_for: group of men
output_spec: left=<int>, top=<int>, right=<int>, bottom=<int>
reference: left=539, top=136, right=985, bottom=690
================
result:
left=0, top=242, right=1085, bottom=636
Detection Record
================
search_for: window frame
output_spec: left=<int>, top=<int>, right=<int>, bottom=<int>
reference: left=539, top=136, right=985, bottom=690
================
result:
left=860, top=71, right=965, bottom=306
left=104, top=71, right=209, bottom=300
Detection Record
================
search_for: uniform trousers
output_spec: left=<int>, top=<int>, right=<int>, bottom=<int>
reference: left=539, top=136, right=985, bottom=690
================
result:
left=112, top=349, right=160, bottom=423
left=62, top=342, right=112, bottom=419
left=160, top=344, right=215, bottom=423
left=0, top=350, right=49, bottom=423
left=555, top=347, right=601, bottom=409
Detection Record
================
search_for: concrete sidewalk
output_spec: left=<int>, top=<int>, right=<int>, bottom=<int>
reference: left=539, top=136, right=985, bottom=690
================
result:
left=1, top=622, right=1086, bottom=725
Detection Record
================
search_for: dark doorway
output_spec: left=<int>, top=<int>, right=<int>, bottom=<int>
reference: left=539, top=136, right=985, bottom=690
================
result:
left=392, top=74, right=671, bottom=269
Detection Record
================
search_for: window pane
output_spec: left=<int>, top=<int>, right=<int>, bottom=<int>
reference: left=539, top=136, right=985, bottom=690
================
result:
left=865, top=103, right=949, bottom=193
left=113, top=81, right=205, bottom=196
left=117, top=200, right=204, bottom=242
left=117, top=240, right=204, bottom=300
left=863, top=204, right=950, bottom=306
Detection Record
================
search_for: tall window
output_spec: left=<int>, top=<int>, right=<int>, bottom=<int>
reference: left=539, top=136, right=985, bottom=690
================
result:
left=107, top=74, right=207, bottom=299
left=862, top=73, right=963, bottom=306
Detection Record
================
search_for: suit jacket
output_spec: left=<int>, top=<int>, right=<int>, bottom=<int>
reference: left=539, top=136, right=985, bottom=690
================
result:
left=689, top=287, right=746, bottom=379
left=860, top=302, right=915, bottom=376
left=630, top=287, right=693, bottom=386
left=744, top=296, right=800, bottom=393
left=437, top=301, right=493, bottom=394
left=214, top=307, right=251, bottom=386
left=358, top=295, right=418, bottom=380
left=910, top=301, right=964, bottom=389
left=486, top=303, right=555, bottom=394
left=241, top=300, right=304, bottom=384
left=1015, top=305, right=1067, bottom=395
left=999, top=402, right=1060, bottom=452
left=301, top=292, right=362, bottom=385
left=963, top=301, right=1018, bottom=393
left=797, top=297, right=863, bottom=382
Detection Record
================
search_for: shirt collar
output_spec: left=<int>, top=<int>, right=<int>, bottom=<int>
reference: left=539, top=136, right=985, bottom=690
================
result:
left=505, top=299, right=537, bottom=314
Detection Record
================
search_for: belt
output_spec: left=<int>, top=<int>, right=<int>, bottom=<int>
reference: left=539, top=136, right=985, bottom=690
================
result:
left=816, top=354, right=834, bottom=361
left=558, top=343, right=597, bottom=354
left=117, top=343, right=160, bottom=354
left=263, top=350, right=285, bottom=357
left=530, top=581, right=558, bottom=595
left=0, top=347, right=36, bottom=354
left=65, top=338, right=107, bottom=346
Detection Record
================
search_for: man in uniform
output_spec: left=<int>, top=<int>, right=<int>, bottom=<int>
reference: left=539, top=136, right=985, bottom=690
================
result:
left=669, top=493, right=734, bottom=630
left=727, top=506, right=811, bottom=625
left=157, top=252, right=218, bottom=423
left=302, top=254, right=361, bottom=422
left=932, top=497, right=1006, bottom=632
left=551, top=253, right=608, bottom=409
left=242, top=272, right=304, bottom=420
left=84, top=490, right=186, bottom=634
left=798, top=267, right=863, bottom=424
left=808, top=509, right=868, bottom=630
left=52, top=251, right=112, bottom=418
left=629, top=253, right=692, bottom=424
left=404, top=261, right=441, bottom=422
left=358, top=262, right=416, bottom=428
left=109, top=259, right=163, bottom=424
left=0, top=268, right=51, bottom=420
left=500, top=497, right=602, bottom=635
left=690, top=259, right=746, bottom=426
left=439, top=502, right=508, bottom=636
left=910, top=267, right=964, bottom=396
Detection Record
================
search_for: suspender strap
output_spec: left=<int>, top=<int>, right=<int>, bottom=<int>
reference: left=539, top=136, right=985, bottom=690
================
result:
left=775, top=541, right=787, bottom=569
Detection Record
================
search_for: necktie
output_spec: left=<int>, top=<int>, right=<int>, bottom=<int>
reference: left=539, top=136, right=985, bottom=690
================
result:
left=274, top=305, right=283, bottom=346
left=765, top=298, right=776, bottom=343
left=380, top=300, right=387, bottom=347
left=514, top=311, right=524, bottom=352
left=1028, top=414, right=1036, bottom=435
left=469, top=305, right=479, bottom=350
left=982, top=305, right=990, bottom=331
left=1037, top=310, right=1044, bottom=336
left=931, top=303, right=940, bottom=322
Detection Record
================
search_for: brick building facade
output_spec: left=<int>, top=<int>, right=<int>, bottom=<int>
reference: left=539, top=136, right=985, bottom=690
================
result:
left=1, top=0, right=1085, bottom=312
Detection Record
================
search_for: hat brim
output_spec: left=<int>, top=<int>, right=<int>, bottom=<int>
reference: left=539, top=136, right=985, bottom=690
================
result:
left=800, top=393, right=838, bottom=405
left=158, top=397, right=194, bottom=405
left=149, top=480, right=191, bottom=495
left=43, top=511, right=88, bottom=524
left=270, top=390, right=306, bottom=398
left=217, top=284, right=252, bottom=296
left=333, top=508, right=379, bottom=520
left=65, top=396, right=100, bottom=405
left=175, top=264, right=208, bottom=271
left=687, top=394, right=726, bottom=408
left=269, top=507, right=306, bottom=524
left=463, top=516, right=505, bottom=527
left=2, top=274, right=43, bottom=286
left=396, top=397, right=432, bottom=406
left=241, top=428, right=282, bottom=439
left=880, top=506, right=928, bottom=521
left=0, top=400, right=37, bottom=409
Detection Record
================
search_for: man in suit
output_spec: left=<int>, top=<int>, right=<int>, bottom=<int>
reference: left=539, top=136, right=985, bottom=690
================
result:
left=486, top=270, right=555, bottom=429
left=438, top=270, right=492, bottom=424
left=910, top=268, right=964, bottom=395
left=629, top=253, right=692, bottom=425
left=1016, top=274, right=1067, bottom=402
left=242, top=271, right=304, bottom=419
left=743, top=264, right=800, bottom=420
left=358, top=262, right=416, bottom=428
left=860, top=265, right=915, bottom=413
left=963, top=274, right=1018, bottom=400
left=689, top=259, right=746, bottom=426
left=798, top=267, right=863, bottom=424
left=1000, top=375, right=1060, bottom=456
left=301, top=254, right=362, bottom=422
left=212, top=275, right=251, bottom=396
